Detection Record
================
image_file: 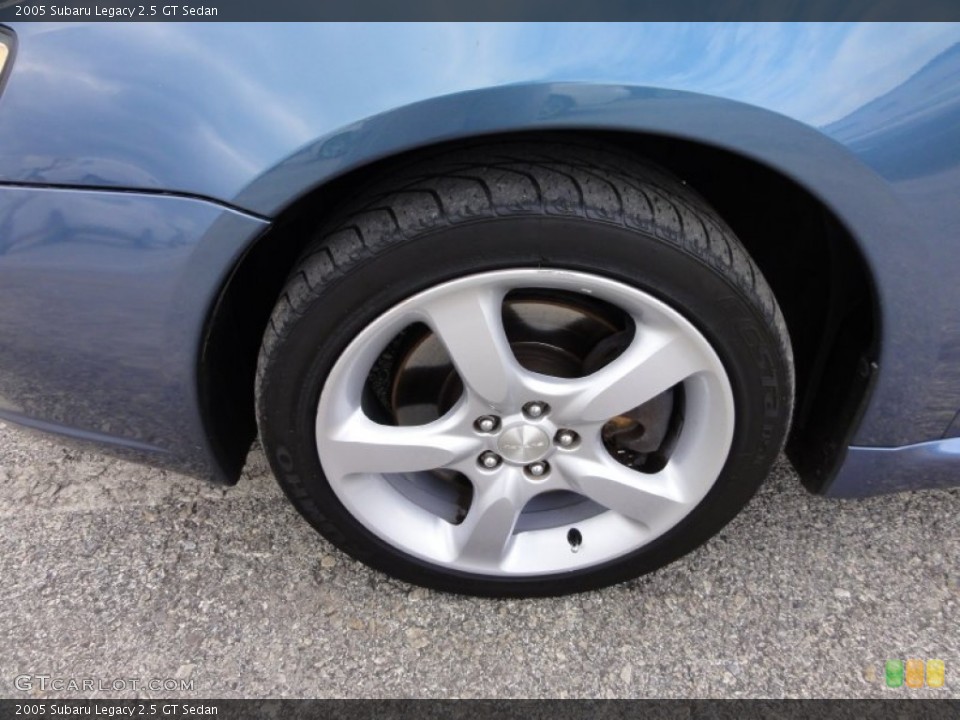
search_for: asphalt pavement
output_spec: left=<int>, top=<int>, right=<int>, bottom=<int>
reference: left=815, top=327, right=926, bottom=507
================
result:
left=0, top=420, right=957, bottom=699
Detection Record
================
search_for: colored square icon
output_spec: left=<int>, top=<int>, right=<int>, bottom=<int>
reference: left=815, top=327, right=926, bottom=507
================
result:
left=906, top=659, right=925, bottom=688
left=927, top=659, right=945, bottom=688
left=886, top=659, right=904, bottom=688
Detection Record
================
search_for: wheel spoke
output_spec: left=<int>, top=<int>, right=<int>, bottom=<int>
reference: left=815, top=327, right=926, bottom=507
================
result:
left=573, top=326, right=711, bottom=422
left=320, top=409, right=476, bottom=477
left=418, top=285, right=517, bottom=406
left=451, top=474, right=527, bottom=566
left=557, top=455, right=688, bottom=528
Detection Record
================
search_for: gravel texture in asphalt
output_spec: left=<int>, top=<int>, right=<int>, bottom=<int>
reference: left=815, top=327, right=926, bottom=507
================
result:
left=0, top=421, right=957, bottom=699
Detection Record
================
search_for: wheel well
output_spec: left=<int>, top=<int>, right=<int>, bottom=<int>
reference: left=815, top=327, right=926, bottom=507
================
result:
left=200, top=131, right=878, bottom=491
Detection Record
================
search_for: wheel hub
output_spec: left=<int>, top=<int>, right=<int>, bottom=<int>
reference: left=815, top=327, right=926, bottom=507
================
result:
left=497, top=424, right=551, bottom=464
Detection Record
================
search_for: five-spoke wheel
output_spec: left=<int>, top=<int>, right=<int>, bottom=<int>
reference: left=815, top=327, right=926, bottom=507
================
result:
left=315, top=269, right=734, bottom=575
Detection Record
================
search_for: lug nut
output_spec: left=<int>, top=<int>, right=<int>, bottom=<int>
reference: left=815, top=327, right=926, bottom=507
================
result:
left=523, top=401, right=549, bottom=419
left=525, top=461, right=549, bottom=478
left=555, top=429, right=579, bottom=448
left=478, top=451, right=502, bottom=469
left=474, top=415, right=500, bottom=433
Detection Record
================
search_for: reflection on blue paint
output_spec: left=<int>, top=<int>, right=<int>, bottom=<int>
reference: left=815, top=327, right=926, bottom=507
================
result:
left=0, top=185, right=266, bottom=478
left=1, top=23, right=958, bottom=197
left=1, top=22, right=960, bottom=489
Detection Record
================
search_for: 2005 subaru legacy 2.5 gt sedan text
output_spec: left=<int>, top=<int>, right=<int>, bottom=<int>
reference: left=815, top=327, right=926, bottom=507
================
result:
left=0, top=22, right=959, bottom=596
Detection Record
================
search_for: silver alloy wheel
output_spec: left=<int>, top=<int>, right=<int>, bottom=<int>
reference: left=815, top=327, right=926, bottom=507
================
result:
left=315, top=269, right=735, bottom=576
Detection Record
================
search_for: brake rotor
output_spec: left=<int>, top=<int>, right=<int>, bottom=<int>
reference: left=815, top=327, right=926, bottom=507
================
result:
left=387, top=290, right=679, bottom=473
left=389, top=292, right=620, bottom=422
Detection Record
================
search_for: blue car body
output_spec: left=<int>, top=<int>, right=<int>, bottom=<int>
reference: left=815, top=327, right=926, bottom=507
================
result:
left=1, top=22, right=959, bottom=497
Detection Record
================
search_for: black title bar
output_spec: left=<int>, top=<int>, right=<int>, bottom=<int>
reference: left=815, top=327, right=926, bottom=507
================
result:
left=0, top=700, right=959, bottom=719
left=2, top=0, right=960, bottom=22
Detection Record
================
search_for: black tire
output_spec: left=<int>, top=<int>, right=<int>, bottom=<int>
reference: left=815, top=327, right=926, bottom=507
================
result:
left=255, top=138, right=794, bottom=597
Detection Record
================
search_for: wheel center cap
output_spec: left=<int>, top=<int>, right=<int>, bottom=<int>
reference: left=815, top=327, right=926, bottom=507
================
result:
left=498, top=425, right=550, bottom=463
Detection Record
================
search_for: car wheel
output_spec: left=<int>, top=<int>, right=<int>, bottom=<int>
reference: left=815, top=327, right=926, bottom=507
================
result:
left=255, top=139, right=794, bottom=597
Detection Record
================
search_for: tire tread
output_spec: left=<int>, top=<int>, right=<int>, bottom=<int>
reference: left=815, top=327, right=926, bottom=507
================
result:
left=257, top=139, right=791, bottom=404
